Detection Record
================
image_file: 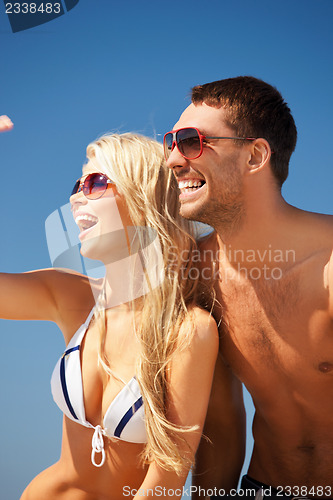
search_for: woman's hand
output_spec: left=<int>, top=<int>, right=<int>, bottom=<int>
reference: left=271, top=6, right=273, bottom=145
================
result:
left=0, top=115, right=13, bottom=133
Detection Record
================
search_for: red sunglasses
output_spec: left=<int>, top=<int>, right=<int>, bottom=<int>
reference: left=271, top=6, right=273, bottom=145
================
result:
left=163, top=127, right=256, bottom=160
left=71, top=173, right=115, bottom=200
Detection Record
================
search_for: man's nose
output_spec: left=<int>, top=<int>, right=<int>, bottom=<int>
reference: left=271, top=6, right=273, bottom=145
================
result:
left=166, top=142, right=189, bottom=171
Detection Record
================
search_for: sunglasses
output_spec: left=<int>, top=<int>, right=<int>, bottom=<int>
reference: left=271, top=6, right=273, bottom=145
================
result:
left=71, top=173, right=115, bottom=200
left=163, top=127, right=256, bottom=160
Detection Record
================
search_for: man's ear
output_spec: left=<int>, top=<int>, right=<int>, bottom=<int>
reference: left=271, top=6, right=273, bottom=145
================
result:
left=247, top=138, right=272, bottom=175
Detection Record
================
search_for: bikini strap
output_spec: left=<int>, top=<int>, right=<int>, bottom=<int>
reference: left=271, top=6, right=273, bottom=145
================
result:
left=84, top=305, right=96, bottom=328
left=65, top=304, right=97, bottom=349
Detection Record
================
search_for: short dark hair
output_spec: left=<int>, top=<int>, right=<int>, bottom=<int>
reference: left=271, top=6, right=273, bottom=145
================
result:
left=191, top=76, right=297, bottom=187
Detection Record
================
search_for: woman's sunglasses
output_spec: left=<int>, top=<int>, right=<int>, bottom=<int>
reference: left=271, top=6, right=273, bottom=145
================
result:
left=163, top=127, right=255, bottom=160
left=71, top=173, right=115, bottom=200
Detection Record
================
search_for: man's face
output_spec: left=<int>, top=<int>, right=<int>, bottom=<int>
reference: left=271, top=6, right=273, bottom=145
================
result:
left=166, top=103, right=250, bottom=230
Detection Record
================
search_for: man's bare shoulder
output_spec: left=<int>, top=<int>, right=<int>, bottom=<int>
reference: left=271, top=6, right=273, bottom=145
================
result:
left=283, top=209, right=333, bottom=266
left=312, top=211, right=333, bottom=226
left=305, top=213, right=333, bottom=275
left=303, top=211, right=333, bottom=241
left=324, top=249, right=333, bottom=318
left=286, top=209, right=333, bottom=317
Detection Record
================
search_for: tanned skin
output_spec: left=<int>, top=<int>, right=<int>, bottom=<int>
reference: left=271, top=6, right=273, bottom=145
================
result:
left=167, top=102, right=333, bottom=496
left=0, top=117, right=219, bottom=500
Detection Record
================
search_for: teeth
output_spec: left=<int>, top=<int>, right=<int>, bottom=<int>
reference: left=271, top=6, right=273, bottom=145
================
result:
left=178, top=180, right=204, bottom=189
left=75, top=214, right=98, bottom=224
left=75, top=214, right=98, bottom=231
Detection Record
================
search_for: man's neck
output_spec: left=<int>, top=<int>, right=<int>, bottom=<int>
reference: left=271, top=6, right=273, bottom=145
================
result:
left=214, top=191, right=301, bottom=270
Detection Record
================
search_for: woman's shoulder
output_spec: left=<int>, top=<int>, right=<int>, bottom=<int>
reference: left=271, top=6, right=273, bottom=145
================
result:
left=181, top=305, right=219, bottom=350
left=46, top=267, right=103, bottom=294
left=170, top=306, right=219, bottom=382
left=43, top=268, right=103, bottom=337
left=186, top=304, right=217, bottom=323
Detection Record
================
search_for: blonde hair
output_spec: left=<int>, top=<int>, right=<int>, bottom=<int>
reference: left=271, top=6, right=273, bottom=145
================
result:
left=86, top=133, right=199, bottom=473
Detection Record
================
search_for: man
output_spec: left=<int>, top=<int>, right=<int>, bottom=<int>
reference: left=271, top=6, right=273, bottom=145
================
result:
left=164, top=77, right=333, bottom=497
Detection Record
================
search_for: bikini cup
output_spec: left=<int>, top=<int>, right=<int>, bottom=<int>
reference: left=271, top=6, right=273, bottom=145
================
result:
left=51, top=306, right=147, bottom=467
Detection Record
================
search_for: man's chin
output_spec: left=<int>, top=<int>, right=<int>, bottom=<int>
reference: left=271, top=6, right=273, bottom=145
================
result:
left=179, top=204, right=196, bottom=221
left=179, top=203, right=207, bottom=224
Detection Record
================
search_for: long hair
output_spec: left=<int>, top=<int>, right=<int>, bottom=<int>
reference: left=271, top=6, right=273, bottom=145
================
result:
left=85, top=133, right=199, bottom=473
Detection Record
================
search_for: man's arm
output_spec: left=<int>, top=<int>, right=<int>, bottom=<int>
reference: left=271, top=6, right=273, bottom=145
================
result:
left=192, top=355, right=246, bottom=496
left=326, top=249, right=333, bottom=319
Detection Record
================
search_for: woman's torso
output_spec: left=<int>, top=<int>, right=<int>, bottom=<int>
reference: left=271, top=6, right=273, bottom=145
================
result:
left=21, top=418, right=148, bottom=500
left=21, top=278, right=148, bottom=500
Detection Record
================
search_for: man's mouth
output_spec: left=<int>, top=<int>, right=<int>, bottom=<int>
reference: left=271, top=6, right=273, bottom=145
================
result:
left=75, top=214, right=99, bottom=233
left=178, top=179, right=206, bottom=196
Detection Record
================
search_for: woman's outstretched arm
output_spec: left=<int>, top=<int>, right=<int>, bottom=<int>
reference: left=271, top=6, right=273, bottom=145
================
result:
left=133, top=307, right=219, bottom=499
left=1, top=116, right=99, bottom=331
left=0, top=117, right=60, bottom=322
left=0, top=268, right=97, bottom=324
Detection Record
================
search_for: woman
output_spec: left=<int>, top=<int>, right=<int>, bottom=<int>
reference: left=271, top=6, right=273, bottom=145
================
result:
left=1, top=118, right=218, bottom=499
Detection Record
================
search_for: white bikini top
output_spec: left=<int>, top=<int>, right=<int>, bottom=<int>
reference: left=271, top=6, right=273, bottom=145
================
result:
left=51, top=307, right=147, bottom=467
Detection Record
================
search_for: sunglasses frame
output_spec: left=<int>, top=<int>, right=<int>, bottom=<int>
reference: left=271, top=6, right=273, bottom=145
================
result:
left=71, top=172, right=115, bottom=200
left=163, top=127, right=256, bottom=160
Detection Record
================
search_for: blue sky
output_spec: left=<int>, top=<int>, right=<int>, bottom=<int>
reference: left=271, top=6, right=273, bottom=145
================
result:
left=1, top=0, right=332, bottom=498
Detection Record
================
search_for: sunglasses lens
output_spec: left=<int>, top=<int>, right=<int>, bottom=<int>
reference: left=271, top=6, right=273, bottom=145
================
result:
left=177, top=128, right=201, bottom=159
left=163, top=133, right=174, bottom=159
left=71, top=179, right=81, bottom=197
left=83, top=173, right=109, bottom=200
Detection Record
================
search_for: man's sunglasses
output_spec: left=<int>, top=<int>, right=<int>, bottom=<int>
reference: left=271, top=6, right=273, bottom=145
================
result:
left=71, top=172, right=115, bottom=200
left=163, top=127, right=256, bottom=160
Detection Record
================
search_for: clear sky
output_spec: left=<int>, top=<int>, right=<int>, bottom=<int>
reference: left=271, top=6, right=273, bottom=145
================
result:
left=1, top=0, right=332, bottom=498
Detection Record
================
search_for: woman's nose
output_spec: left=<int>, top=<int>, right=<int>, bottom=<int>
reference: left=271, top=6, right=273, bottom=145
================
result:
left=70, top=190, right=87, bottom=210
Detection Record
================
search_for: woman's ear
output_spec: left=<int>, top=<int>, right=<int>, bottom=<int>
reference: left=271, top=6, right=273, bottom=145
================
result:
left=247, top=138, right=272, bottom=175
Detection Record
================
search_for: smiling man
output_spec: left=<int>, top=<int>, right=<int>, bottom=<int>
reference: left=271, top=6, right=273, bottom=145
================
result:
left=165, top=77, right=333, bottom=497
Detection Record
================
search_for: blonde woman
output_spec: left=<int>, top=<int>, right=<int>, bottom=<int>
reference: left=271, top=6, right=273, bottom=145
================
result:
left=1, top=120, right=218, bottom=499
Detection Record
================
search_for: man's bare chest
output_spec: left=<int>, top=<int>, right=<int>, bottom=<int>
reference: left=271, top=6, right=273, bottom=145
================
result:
left=211, top=260, right=332, bottom=381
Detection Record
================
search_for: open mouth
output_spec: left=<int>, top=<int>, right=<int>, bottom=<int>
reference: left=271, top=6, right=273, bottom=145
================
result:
left=75, top=214, right=98, bottom=233
left=178, top=179, right=206, bottom=196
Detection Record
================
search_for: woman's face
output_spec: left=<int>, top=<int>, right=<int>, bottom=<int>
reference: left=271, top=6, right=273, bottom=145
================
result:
left=70, top=160, right=134, bottom=263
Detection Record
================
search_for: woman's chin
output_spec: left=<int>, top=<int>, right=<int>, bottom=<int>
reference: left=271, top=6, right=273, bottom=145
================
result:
left=79, top=232, right=132, bottom=265
left=79, top=239, right=99, bottom=260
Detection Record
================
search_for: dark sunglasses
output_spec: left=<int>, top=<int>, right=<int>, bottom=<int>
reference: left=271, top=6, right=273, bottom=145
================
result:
left=71, top=172, right=115, bottom=200
left=163, top=127, right=256, bottom=160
